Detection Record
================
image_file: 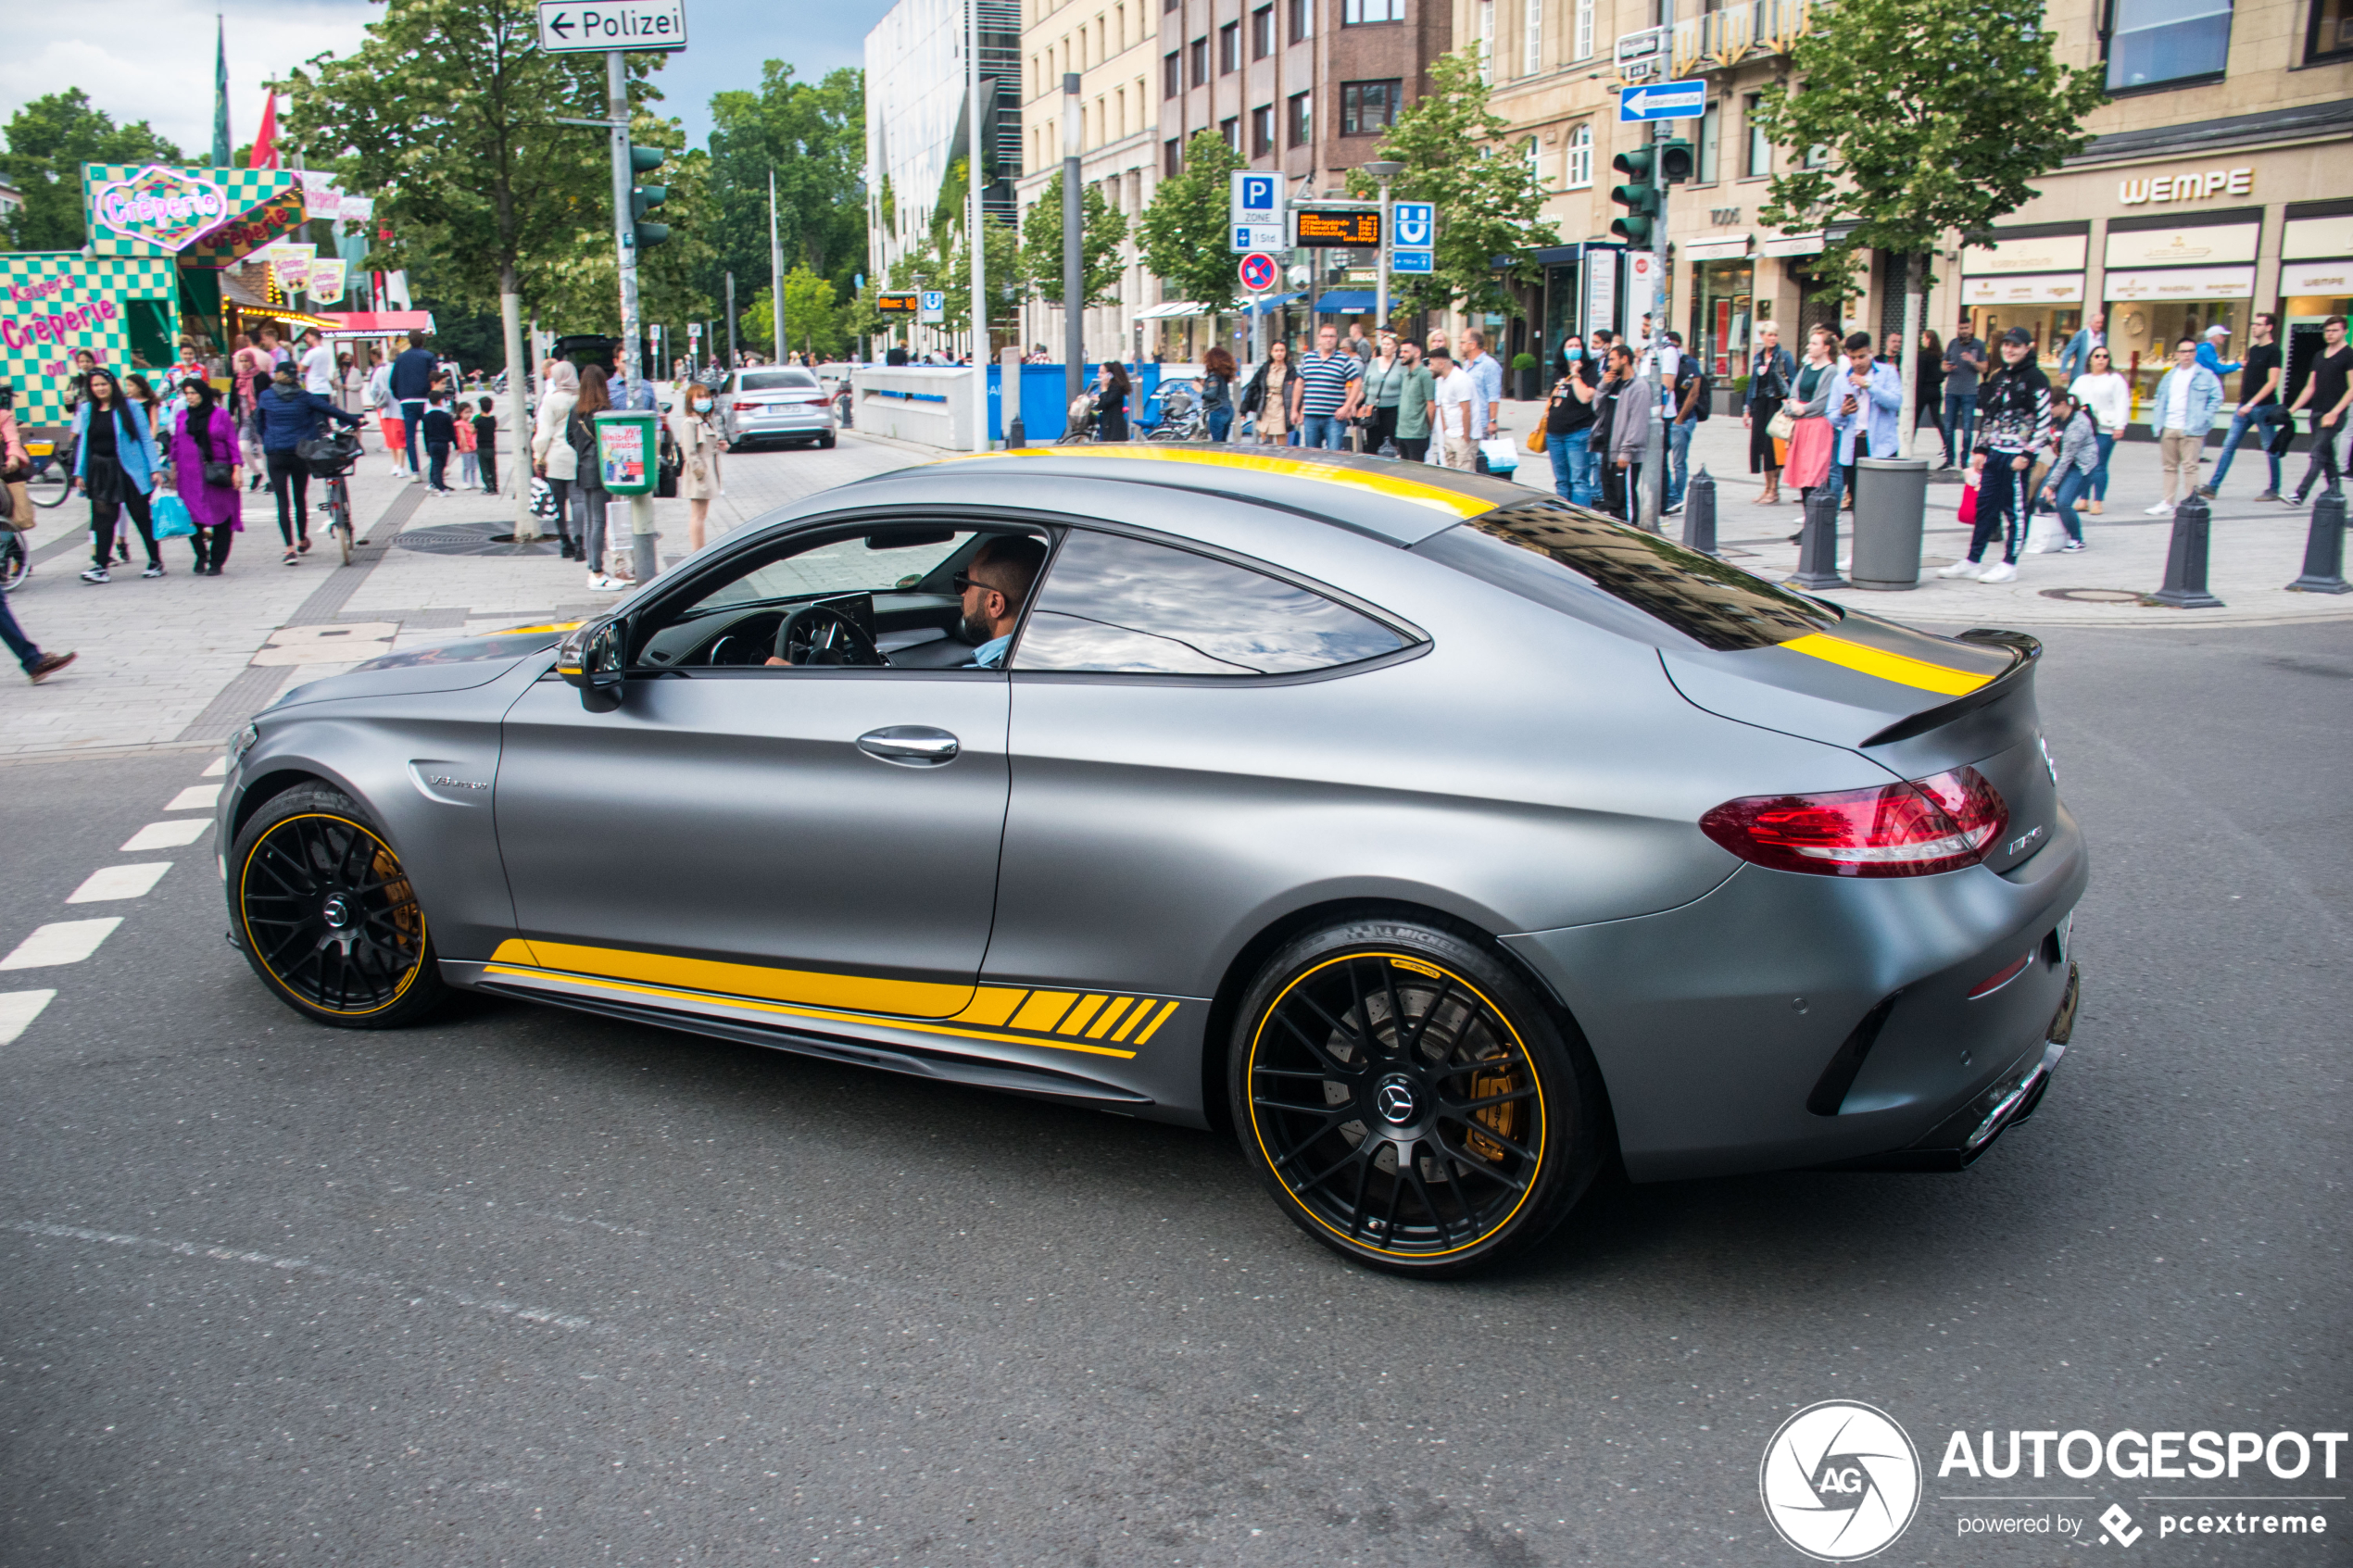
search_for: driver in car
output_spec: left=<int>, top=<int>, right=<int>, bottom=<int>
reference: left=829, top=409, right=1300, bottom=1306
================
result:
left=954, top=535, right=1047, bottom=668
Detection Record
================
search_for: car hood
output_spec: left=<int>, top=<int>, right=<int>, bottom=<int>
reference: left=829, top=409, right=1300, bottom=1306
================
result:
left=268, top=626, right=575, bottom=708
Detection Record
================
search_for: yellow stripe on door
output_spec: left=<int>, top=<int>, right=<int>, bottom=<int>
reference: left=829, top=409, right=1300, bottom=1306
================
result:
left=955, top=445, right=1493, bottom=519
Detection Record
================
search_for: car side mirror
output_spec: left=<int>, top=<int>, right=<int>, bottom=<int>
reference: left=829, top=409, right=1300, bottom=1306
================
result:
left=558, top=620, right=629, bottom=712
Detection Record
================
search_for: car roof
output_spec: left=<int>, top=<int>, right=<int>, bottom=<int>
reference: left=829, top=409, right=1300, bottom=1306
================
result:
left=862, top=446, right=1531, bottom=546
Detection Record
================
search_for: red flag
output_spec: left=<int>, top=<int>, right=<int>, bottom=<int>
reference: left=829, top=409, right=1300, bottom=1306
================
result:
left=249, top=93, right=279, bottom=169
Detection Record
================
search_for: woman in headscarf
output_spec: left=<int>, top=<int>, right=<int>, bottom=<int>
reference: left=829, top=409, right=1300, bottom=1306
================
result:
left=531, top=358, right=583, bottom=560
left=168, top=377, right=245, bottom=574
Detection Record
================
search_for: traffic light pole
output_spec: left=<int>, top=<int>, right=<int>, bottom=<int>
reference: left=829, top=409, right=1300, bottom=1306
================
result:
left=1063, top=72, right=1084, bottom=408
left=1640, top=124, right=1667, bottom=533
left=606, top=51, right=657, bottom=583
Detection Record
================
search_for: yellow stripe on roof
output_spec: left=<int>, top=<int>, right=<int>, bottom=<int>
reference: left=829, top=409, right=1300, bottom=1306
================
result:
left=950, top=445, right=1492, bottom=519
left=1779, top=633, right=1995, bottom=696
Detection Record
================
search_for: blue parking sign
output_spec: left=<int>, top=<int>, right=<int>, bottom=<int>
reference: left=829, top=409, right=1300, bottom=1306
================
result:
left=1392, top=202, right=1434, bottom=249
left=1391, top=249, right=1433, bottom=274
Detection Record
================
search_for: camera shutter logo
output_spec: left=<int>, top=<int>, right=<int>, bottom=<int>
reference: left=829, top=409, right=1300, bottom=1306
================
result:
left=1759, top=1401, right=1922, bottom=1561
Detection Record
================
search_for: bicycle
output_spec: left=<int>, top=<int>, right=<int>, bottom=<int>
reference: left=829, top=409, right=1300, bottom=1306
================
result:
left=296, top=431, right=364, bottom=565
left=21, top=433, right=72, bottom=508
left=0, top=529, right=27, bottom=593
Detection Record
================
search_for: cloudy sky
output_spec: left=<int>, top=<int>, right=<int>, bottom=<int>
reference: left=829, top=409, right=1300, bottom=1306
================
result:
left=0, top=0, right=887, bottom=158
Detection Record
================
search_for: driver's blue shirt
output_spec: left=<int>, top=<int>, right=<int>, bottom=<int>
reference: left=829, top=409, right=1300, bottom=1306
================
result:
left=971, top=634, right=1012, bottom=669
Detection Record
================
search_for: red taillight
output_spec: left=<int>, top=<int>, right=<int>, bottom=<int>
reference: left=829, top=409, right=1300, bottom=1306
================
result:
left=1701, top=766, right=2008, bottom=878
left=732, top=400, right=758, bottom=411
left=1967, top=951, right=2033, bottom=998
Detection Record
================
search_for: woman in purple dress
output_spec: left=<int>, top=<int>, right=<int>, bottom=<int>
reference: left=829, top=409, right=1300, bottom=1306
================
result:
left=167, top=378, right=244, bottom=574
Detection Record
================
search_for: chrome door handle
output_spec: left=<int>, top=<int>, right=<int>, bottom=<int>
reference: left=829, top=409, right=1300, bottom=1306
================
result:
left=856, top=726, right=960, bottom=766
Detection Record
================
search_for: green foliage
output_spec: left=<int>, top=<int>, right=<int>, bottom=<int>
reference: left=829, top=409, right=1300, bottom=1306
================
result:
left=1511, top=352, right=1540, bottom=371
left=525, top=129, right=716, bottom=333
left=0, top=90, right=182, bottom=251
left=1138, top=131, right=1247, bottom=314
left=1752, top=0, right=2107, bottom=299
left=740, top=265, right=847, bottom=359
left=946, top=219, right=1023, bottom=339
left=1347, top=51, right=1556, bottom=320
left=1019, top=182, right=1128, bottom=308
left=705, top=64, right=865, bottom=310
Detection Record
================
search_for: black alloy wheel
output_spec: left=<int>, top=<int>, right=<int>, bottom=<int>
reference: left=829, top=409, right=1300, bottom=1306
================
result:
left=1231, top=921, right=1604, bottom=1275
left=231, top=784, right=447, bottom=1028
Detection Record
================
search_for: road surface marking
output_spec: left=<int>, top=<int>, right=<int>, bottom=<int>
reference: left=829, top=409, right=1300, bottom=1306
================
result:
left=0, top=991, right=57, bottom=1045
left=66, top=864, right=173, bottom=904
left=121, top=820, right=210, bottom=851
left=201, top=757, right=228, bottom=777
left=165, top=784, right=221, bottom=811
left=0, top=919, right=124, bottom=970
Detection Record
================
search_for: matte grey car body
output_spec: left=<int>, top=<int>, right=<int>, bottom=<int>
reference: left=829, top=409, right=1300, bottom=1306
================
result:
left=220, top=449, right=2084, bottom=1202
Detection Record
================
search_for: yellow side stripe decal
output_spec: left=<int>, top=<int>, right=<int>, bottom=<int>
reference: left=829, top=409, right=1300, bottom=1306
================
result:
left=1058, top=995, right=1109, bottom=1035
left=493, top=939, right=974, bottom=1018
left=1084, top=997, right=1134, bottom=1039
left=1132, top=999, right=1181, bottom=1045
left=1778, top=633, right=1994, bottom=697
left=953, top=445, right=1492, bottom=519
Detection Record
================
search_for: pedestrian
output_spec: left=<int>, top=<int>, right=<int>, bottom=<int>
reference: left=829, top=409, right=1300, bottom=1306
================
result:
left=389, top=332, right=438, bottom=479
left=1743, top=322, right=1796, bottom=505
left=2037, top=393, right=2097, bottom=552
left=336, top=352, right=359, bottom=413
left=2145, top=337, right=2223, bottom=515
left=1666, top=342, right=1710, bottom=513
left=165, top=376, right=244, bottom=575
left=1095, top=362, right=1131, bottom=442
left=1781, top=326, right=1842, bottom=533
left=1914, top=328, right=1945, bottom=449
left=2204, top=311, right=2285, bottom=500
left=454, top=395, right=479, bottom=489
left=1351, top=332, right=1404, bottom=454
left=0, top=408, right=73, bottom=679
left=299, top=327, right=337, bottom=396
left=1543, top=334, right=1599, bottom=506
left=1459, top=329, right=1503, bottom=444
left=472, top=396, right=500, bottom=496
left=2069, top=345, right=2129, bottom=515
left=1392, top=340, right=1436, bottom=465
left=2196, top=322, right=2240, bottom=382
left=1940, top=319, right=1987, bottom=470
left=532, top=359, right=583, bottom=560
left=1199, top=346, right=1237, bottom=444
left=69, top=368, right=163, bottom=583
left=1431, top=348, right=1478, bottom=471
left=164, top=340, right=208, bottom=399
left=1295, top=323, right=1362, bottom=451
left=669, top=380, right=721, bottom=551
left=2284, top=313, right=2349, bottom=507
left=1939, top=326, right=2051, bottom=583
left=609, top=343, right=657, bottom=411
left=421, top=391, right=458, bottom=495
left=1829, top=330, right=1903, bottom=513
left=1239, top=341, right=1297, bottom=445
left=255, top=363, right=362, bottom=565
left=568, top=363, right=623, bottom=592
left=1597, top=343, right=1652, bottom=519
left=2057, top=311, right=2106, bottom=383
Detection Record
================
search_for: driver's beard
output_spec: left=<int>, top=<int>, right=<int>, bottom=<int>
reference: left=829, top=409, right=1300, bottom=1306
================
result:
left=959, top=610, right=995, bottom=644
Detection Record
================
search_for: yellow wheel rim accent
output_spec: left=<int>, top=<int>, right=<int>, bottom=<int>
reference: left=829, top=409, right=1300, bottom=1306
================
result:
left=238, top=812, right=426, bottom=1017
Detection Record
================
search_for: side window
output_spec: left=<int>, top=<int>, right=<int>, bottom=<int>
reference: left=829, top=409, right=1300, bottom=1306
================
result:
left=1013, top=529, right=1410, bottom=676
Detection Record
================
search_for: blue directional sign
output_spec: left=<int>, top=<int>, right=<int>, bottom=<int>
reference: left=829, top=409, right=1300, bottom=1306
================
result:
left=1392, top=202, right=1435, bottom=249
left=1618, top=79, right=1706, bottom=120
left=1391, top=249, right=1433, bottom=274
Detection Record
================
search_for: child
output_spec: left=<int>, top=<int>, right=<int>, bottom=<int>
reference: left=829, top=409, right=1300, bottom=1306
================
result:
left=454, top=399, right=479, bottom=489
left=472, top=396, right=499, bottom=495
left=420, top=392, right=457, bottom=495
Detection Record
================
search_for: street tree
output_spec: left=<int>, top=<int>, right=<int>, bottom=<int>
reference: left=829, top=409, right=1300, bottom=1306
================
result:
left=0, top=91, right=181, bottom=251
left=1137, top=131, right=1246, bottom=316
left=279, top=0, right=670, bottom=538
left=706, top=64, right=866, bottom=308
left=1019, top=182, right=1128, bottom=307
left=1347, top=50, right=1555, bottom=323
left=741, top=265, right=847, bottom=361
left=1751, top=0, right=2107, bottom=453
left=943, top=216, right=1024, bottom=352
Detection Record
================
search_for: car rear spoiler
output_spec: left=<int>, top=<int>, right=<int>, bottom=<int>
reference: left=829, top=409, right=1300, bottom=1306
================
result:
left=1860, top=629, right=2042, bottom=747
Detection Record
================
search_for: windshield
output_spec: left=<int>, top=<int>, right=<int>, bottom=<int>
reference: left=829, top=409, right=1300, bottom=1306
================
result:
left=739, top=370, right=820, bottom=392
left=1417, top=500, right=1838, bottom=652
left=682, top=530, right=973, bottom=616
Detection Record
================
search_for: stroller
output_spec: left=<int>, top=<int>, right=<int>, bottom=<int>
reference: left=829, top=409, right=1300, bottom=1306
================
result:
left=1145, top=378, right=1206, bottom=442
left=1056, top=392, right=1098, bottom=445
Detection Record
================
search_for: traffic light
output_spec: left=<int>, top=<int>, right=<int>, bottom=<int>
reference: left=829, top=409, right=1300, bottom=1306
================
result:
left=1609, top=146, right=1660, bottom=247
left=1658, top=138, right=1695, bottom=184
left=630, top=146, right=672, bottom=250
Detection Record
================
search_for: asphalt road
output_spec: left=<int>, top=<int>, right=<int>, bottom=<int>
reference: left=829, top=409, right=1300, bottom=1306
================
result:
left=2, top=618, right=2347, bottom=1566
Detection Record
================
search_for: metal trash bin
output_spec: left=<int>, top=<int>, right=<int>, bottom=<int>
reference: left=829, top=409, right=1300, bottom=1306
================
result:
left=1850, top=456, right=1931, bottom=590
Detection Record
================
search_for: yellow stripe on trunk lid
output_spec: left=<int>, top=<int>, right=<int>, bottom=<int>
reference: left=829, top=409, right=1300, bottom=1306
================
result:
left=1779, top=633, right=1995, bottom=696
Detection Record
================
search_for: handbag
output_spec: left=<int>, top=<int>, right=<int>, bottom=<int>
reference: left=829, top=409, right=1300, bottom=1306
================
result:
left=202, top=459, right=235, bottom=488
left=151, top=492, right=196, bottom=539
left=1766, top=405, right=1797, bottom=443
left=1526, top=420, right=1547, bottom=454
left=1957, top=478, right=1980, bottom=526
left=1475, top=436, right=1519, bottom=476
left=0, top=479, right=30, bottom=532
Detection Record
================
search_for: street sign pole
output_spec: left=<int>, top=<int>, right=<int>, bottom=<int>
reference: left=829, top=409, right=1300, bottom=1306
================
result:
left=600, top=51, right=661, bottom=580
left=1063, top=72, right=1083, bottom=408
left=1640, top=121, right=1667, bottom=533
left=968, top=0, right=988, bottom=449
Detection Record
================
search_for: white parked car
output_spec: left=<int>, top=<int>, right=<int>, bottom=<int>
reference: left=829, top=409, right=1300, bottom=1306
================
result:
left=721, top=367, right=838, bottom=451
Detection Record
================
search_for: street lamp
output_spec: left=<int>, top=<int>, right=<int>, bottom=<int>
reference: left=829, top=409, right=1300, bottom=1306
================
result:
left=1363, top=160, right=1404, bottom=337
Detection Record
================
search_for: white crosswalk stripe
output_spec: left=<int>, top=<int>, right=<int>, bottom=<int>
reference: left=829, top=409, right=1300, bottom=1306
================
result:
left=120, top=820, right=211, bottom=852
left=0, top=920, right=124, bottom=970
left=201, top=757, right=228, bottom=778
left=66, top=864, right=174, bottom=904
left=0, top=990, right=57, bottom=1045
left=165, top=784, right=221, bottom=811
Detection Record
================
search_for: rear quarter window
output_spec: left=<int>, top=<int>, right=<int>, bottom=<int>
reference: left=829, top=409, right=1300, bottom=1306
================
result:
left=1416, top=500, right=1838, bottom=652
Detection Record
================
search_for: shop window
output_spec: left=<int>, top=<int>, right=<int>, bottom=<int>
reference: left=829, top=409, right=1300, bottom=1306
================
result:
left=1743, top=94, right=1769, bottom=178
left=2104, top=0, right=2233, bottom=89
left=1164, top=50, right=1181, bottom=95
left=2308, top=0, right=2353, bottom=60
left=1220, top=20, right=1240, bottom=71
left=1696, top=100, right=1720, bottom=184
left=1252, top=4, right=1276, bottom=56
left=1289, top=91, right=1314, bottom=147
left=1290, top=0, right=1313, bottom=41
left=1564, top=122, right=1592, bottom=189
left=1340, top=79, right=1403, bottom=134
left=1343, top=0, right=1403, bottom=21
left=1574, top=0, right=1594, bottom=58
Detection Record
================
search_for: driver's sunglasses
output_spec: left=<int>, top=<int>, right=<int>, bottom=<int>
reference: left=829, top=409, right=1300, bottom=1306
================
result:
left=950, top=572, right=1001, bottom=596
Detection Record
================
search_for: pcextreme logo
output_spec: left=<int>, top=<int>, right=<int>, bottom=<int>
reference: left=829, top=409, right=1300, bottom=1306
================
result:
left=1759, top=1401, right=1923, bottom=1561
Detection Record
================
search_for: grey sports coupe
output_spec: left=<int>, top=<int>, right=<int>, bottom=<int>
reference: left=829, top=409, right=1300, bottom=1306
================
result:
left=219, top=449, right=2084, bottom=1275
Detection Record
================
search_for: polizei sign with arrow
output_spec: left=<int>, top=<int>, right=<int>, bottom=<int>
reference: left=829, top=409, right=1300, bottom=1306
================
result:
left=537, top=0, right=688, bottom=52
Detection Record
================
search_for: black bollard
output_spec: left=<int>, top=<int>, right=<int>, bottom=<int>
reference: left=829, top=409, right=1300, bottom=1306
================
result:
left=1682, top=466, right=1719, bottom=558
left=2286, top=489, right=2349, bottom=594
left=1789, top=485, right=1848, bottom=589
left=1007, top=414, right=1026, bottom=449
left=2147, top=493, right=2224, bottom=608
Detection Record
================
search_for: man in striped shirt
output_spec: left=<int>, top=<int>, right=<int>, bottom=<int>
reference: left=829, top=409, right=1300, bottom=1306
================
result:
left=1294, top=323, right=1362, bottom=451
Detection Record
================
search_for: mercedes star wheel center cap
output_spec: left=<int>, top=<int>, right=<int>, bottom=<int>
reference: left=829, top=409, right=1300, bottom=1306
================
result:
left=321, top=895, right=353, bottom=930
left=1375, top=1077, right=1419, bottom=1125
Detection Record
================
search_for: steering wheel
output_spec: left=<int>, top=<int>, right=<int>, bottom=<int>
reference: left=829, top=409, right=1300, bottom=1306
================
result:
left=774, top=603, right=887, bottom=667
